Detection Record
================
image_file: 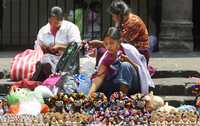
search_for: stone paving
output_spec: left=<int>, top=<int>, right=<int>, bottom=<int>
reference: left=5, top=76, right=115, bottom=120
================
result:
left=1, top=51, right=200, bottom=72
left=150, top=52, right=200, bottom=73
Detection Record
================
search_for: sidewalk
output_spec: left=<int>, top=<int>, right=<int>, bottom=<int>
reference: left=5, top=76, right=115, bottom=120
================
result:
left=1, top=51, right=200, bottom=72
left=150, top=52, right=200, bottom=72
left=0, top=51, right=18, bottom=70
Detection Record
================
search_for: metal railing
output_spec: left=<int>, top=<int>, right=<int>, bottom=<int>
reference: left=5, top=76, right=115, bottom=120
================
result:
left=0, top=0, right=151, bottom=50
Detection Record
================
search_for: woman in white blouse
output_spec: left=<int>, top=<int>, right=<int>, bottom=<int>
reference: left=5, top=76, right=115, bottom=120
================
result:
left=33, top=6, right=81, bottom=81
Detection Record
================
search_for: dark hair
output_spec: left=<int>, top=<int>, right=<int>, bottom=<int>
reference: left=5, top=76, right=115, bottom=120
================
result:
left=104, top=27, right=121, bottom=42
left=50, top=6, right=63, bottom=21
left=107, top=0, right=130, bottom=31
left=107, top=0, right=130, bottom=16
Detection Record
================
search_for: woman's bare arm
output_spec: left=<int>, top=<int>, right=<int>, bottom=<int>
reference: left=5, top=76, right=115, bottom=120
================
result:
left=88, top=40, right=104, bottom=48
left=88, top=64, right=107, bottom=95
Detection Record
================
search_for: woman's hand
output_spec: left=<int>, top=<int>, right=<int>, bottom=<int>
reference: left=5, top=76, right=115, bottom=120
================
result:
left=119, top=54, right=139, bottom=70
left=88, top=40, right=104, bottom=48
left=119, top=54, right=129, bottom=62
left=49, top=72, right=61, bottom=77
left=52, top=44, right=66, bottom=56
left=88, top=83, right=97, bottom=96
left=49, top=47, right=59, bottom=54
left=88, top=64, right=107, bottom=96
left=39, top=43, right=49, bottom=53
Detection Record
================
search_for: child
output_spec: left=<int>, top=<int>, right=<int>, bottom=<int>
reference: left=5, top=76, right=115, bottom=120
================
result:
left=88, top=27, right=154, bottom=97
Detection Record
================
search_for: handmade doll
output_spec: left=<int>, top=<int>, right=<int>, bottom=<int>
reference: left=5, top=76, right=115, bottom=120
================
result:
left=150, top=111, right=160, bottom=124
left=174, top=110, right=183, bottom=125
left=143, top=92, right=164, bottom=112
left=130, top=93, right=146, bottom=109
left=50, top=116, right=59, bottom=125
left=157, top=102, right=177, bottom=113
left=89, top=92, right=108, bottom=112
left=110, top=92, right=125, bottom=102
left=181, top=111, right=190, bottom=124
left=82, top=97, right=94, bottom=114
left=166, top=111, right=175, bottom=124
left=69, top=93, right=86, bottom=112
left=124, top=96, right=133, bottom=109
left=187, top=110, right=198, bottom=124
left=49, top=92, right=65, bottom=113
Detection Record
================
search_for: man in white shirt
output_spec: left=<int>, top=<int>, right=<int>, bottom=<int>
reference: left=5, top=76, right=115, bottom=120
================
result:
left=37, top=6, right=81, bottom=54
left=33, top=6, right=81, bottom=81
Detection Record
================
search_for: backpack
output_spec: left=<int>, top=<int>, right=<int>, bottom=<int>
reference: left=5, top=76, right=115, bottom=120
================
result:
left=56, top=42, right=81, bottom=74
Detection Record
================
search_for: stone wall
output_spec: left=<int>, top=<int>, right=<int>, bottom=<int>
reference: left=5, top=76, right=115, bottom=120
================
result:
left=159, top=0, right=193, bottom=51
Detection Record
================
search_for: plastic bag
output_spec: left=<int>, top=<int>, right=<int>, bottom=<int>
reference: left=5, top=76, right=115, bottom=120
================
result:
left=177, top=105, right=196, bottom=111
left=75, top=74, right=92, bottom=95
left=34, top=85, right=53, bottom=98
left=17, top=98, right=41, bottom=116
left=56, top=75, right=78, bottom=94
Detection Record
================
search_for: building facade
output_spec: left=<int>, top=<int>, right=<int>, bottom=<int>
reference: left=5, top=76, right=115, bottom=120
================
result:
left=0, top=0, right=199, bottom=51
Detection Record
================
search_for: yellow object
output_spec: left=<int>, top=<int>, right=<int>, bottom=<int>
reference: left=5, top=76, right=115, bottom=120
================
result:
left=197, top=81, right=200, bottom=85
left=53, top=44, right=67, bottom=50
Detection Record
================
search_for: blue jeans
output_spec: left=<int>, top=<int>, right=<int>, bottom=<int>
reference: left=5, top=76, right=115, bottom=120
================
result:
left=98, top=61, right=140, bottom=97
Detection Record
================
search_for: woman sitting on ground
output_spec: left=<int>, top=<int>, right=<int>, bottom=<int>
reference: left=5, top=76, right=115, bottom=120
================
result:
left=88, top=27, right=154, bottom=97
left=32, top=6, right=81, bottom=81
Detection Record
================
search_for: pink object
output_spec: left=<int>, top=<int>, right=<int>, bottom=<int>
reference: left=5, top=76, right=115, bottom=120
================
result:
left=42, top=76, right=61, bottom=88
left=189, top=77, right=200, bottom=84
left=190, top=77, right=200, bottom=82
left=148, top=65, right=156, bottom=77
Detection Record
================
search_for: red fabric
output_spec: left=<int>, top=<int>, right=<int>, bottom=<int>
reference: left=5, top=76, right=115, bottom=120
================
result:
left=101, top=52, right=115, bottom=67
left=92, top=48, right=125, bottom=80
left=10, top=44, right=43, bottom=81
left=13, top=79, right=41, bottom=90
left=41, top=104, right=49, bottom=113
left=101, top=48, right=124, bottom=71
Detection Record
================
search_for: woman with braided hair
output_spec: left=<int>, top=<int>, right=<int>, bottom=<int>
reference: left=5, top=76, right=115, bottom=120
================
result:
left=89, top=0, right=150, bottom=65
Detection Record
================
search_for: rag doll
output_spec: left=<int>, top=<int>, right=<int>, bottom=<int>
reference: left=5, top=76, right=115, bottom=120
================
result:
left=143, top=92, right=164, bottom=112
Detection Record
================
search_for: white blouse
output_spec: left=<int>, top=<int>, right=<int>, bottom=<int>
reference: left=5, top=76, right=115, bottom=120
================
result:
left=121, top=43, right=154, bottom=94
